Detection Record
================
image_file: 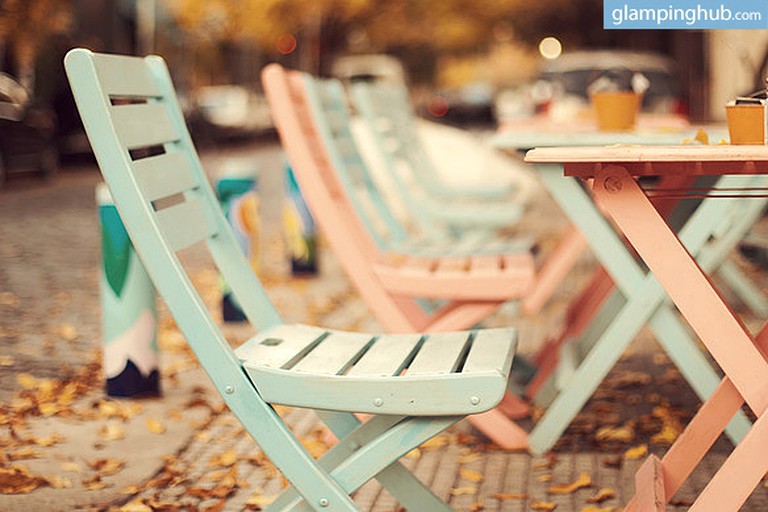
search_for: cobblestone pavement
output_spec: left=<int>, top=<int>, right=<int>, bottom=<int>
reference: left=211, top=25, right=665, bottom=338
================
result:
left=2, top=138, right=768, bottom=511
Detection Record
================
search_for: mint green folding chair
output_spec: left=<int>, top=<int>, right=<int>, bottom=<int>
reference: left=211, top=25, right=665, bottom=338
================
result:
left=304, top=76, right=534, bottom=258
left=65, top=48, right=518, bottom=511
left=316, top=78, right=526, bottom=238
left=351, top=80, right=517, bottom=202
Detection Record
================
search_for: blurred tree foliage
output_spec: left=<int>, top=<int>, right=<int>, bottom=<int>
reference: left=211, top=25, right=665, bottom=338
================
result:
left=164, top=0, right=604, bottom=59
left=0, top=0, right=72, bottom=72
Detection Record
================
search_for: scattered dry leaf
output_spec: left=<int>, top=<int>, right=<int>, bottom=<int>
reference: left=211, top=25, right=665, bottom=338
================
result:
left=146, top=418, right=166, bottom=434
left=116, top=499, right=153, bottom=512
left=547, top=472, right=592, bottom=495
left=209, top=449, right=238, bottom=468
left=99, top=423, right=125, bottom=441
left=493, top=493, right=528, bottom=500
left=57, top=323, right=79, bottom=341
left=89, top=458, right=125, bottom=476
left=450, top=486, right=477, bottom=496
left=624, top=444, right=648, bottom=460
left=537, top=474, right=553, bottom=482
left=245, top=494, right=276, bottom=510
left=595, top=424, right=635, bottom=443
left=0, top=355, right=14, bottom=366
left=460, top=468, right=484, bottom=483
left=61, top=462, right=84, bottom=472
left=579, top=507, right=615, bottom=512
left=531, top=499, right=557, bottom=511
left=82, top=473, right=109, bottom=491
left=587, top=488, right=616, bottom=504
left=0, top=465, right=50, bottom=494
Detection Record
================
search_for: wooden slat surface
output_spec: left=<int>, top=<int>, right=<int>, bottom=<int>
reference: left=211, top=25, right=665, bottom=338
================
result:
left=93, top=53, right=161, bottom=97
left=292, top=331, right=375, bottom=375
left=407, top=331, right=471, bottom=375
left=348, top=334, right=423, bottom=377
left=133, top=151, right=199, bottom=202
left=155, top=196, right=216, bottom=251
left=463, top=329, right=516, bottom=375
left=238, top=325, right=329, bottom=369
left=112, top=103, right=179, bottom=149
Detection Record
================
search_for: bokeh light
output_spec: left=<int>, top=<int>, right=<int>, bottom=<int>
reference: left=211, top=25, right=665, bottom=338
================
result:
left=276, top=33, right=297, bottom=55
left=538, top=36, right=562, bottom=60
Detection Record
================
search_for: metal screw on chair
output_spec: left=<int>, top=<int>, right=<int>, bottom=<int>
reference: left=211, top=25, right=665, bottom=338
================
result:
left=604, top=175, right=623, bottom=193
left=470, top=396, right=481, bottom=406
left=373, top=397, right=384, bottom=407
left=225, top=385, right=235, bottom=394
left=318, top=498, right=329, bottom=507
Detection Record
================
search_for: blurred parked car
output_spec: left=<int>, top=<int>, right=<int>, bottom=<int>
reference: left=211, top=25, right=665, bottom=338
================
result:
left=495, top=50, right=686, bottom=122
left=331, top=54, right=406, bottom=86
left=0, top=73, right=59, bottom=187
left=188, top=85, right=275, bottom=143
left=421, top=81, right=497, bottom=127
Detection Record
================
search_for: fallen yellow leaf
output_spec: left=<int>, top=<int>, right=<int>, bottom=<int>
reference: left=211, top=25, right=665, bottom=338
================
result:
left=61, top=462, right=84, bottom=472
left=651, top=424, right=681, bottom=446
left=99, top=423, right=125, bottom=441
left=450, top=486, right=477, bottom=496
left=531, top=499, right=557, bottom=511
left=587, top=487, right=617, bottom=504
left=580, top=507, right=615, bottom=512
left=89, top=458, right=125, bottom=476
left=0, top=355, right=14, bottom=366
left=0, top=465, right=49, bottom=494
left=245, top=494, right=276, bottom=508
left=460, top=468, right=484, bottom=483
left=209, top=449, right=238, bottom=468
left=146, top=418, right=166, bottom=434
left=624, top=444, right=648, bottom=460
left=493, top=492, right=528, bottom=500
left=57, top=323, right=79, bottom=341
left=595, top=424, right=634, bottom=443
left=547, top=472, right=592, bottom=495
left=116, top=498, right=153, bottom=512
left=82, top=473, right=109, bottom=491
left=537, top=474, right=553, bottom=482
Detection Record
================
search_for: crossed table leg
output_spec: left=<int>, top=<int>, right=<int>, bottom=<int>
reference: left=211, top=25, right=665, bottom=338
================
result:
left=591, top=165, right=768, bottom=511
left=519, top=166, right=752, bottom=453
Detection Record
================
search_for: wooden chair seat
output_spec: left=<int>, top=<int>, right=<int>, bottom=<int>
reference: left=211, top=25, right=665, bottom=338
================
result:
left=375, top=252, right=535, bottom=300
left=237, top=325, right=515, bottom=415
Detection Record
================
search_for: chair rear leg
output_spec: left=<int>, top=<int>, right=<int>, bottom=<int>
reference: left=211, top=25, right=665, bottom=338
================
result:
left=268, top=413, right=458, bottom=511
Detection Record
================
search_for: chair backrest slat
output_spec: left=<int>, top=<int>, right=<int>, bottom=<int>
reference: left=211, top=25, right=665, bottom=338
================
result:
left=133, top=151, right=200, bottom=202
left=154, top=195, right=217, bottom=252
left=66, top=49, right=282, bottom=385
left=92, top=52, right=162, bottom=97
left=111, top=103, right=180, bottom=149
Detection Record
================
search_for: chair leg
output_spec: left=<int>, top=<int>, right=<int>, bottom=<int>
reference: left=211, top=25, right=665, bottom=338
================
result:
left=466, top=408, right=529, bottom=450
left=268, top=413, right=458, bottom=511
left=318, top=411, right=452, bottom=512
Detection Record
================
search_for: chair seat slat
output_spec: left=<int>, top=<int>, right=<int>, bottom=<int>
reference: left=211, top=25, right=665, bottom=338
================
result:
left=462, top=328, right=517, bottom=375
left=468, top=255, right=502, bottom=277
left=348, top=333, right=422, bottom=376
left=133, top=152, right=200, bottom=202
left=93, top=53, right=161, bottom=97
left=292, top=331, right=375, bottom=374
left=235, top=324, right=329, bottom=369
left=112, top=103, right=179, bottom=150
left=155, top=196, right=217, bottom=251
left=407, top=331, right=471, bottom=375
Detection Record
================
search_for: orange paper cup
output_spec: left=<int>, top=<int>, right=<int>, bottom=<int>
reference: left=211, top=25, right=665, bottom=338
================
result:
left=726, top=104, right=766, bottom=145
left=591, top=91, right=641, bottom=131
